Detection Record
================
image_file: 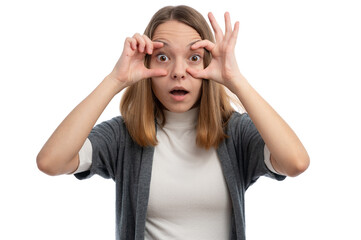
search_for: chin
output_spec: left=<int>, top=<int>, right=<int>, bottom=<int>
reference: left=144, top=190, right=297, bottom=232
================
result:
left=164, top=104, right=193, bottom=113
left=163, top=99, right=201, bottom=113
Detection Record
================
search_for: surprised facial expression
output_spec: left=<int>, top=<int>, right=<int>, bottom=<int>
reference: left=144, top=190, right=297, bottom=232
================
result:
left=150, top=20, right=204, bottom=113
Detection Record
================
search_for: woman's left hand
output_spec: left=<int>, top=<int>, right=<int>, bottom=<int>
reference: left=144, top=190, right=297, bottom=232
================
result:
left=188, top=13, right=310, bottom=178
left=187, top=12, right=243, bottom=93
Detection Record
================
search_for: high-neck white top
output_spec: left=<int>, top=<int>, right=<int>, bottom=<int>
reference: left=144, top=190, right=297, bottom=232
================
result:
left=144, top=108, right=232, bottom=240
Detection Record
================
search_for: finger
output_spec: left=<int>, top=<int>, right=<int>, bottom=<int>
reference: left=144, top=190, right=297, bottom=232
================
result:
left=229, top=21, right=240, bottom=47
left=208, top=12, right=223, bottom=42
left=191, top=40, right=215, bottom=52
left=125, top=37, right=137, bottom=51
left=142, top=35, right=154, bottom=55
left=143, top=68, right=168, bottom=79
left=224, top=12, right=232, bottom=38
left=186, top=67, right=209, bottom=80
left=152, top=41, right=164, bottom=49
left=133, top=33, right=146, bottom=53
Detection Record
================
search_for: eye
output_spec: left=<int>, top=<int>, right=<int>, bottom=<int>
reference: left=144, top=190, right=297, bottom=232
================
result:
left=156, top=54, right=169, bottom=62
left=190, top=54, right=201, bottom=62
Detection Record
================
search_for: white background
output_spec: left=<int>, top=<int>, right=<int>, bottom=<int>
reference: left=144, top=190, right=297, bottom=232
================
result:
left=1, top=0, right=360, bottom=239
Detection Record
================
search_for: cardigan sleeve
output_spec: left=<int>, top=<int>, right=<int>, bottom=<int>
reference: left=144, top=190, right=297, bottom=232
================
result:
left=228, top=112, right=286, bottom=189
left=74, top=116, right=124, bottom=181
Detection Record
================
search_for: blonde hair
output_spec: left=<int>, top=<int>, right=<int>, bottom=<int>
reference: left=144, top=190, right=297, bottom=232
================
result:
left=120, top=5, right=235, bottom=149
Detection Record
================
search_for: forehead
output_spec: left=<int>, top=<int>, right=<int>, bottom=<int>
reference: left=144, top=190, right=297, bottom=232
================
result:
left=152, top=20, right=202, bottom=44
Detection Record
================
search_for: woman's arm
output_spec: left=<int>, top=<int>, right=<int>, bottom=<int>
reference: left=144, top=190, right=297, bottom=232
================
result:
left=233, top=76, right=309, bottom=177
left=36, top=77, right=124, bottom=176
left=188, top=12, right=309, bottom=177
left=37, top=35, right=166, bottom=176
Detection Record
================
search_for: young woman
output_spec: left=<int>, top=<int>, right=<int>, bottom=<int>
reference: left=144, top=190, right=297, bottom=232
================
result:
left=37, top=5, right=309, bottom=240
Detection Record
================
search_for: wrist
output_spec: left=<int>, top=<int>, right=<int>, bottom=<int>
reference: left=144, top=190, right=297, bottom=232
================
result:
left=103, top=74, right=128, bottom=94
left=233, top=80, right=254, bottom=112
left=227, top=72, right=247, bottom=94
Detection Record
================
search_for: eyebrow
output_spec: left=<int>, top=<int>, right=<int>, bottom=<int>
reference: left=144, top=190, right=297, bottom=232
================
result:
left=153, top=39, right=202, bottom=48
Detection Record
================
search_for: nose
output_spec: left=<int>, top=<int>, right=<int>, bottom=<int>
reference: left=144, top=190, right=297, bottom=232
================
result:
left=172, top=73, right=185, bottom=80
left=171, top=60, right=186, bottom=80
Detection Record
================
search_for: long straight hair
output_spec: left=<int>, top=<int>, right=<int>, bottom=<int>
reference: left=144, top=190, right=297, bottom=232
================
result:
left=120, top=5, right=235, bottom=149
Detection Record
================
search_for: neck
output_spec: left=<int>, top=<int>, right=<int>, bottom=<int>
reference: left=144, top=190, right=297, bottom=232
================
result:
left=161, top=108, right=199, bottom=129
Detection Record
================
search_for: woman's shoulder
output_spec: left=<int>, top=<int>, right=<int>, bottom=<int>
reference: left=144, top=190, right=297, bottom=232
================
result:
left=92, top=115, right=128, bottom=136
left=228, top=111, right=251, bottom=127
left=225, top=111, right=258, bottom=138
left=97, top=115, right=125, bottom=126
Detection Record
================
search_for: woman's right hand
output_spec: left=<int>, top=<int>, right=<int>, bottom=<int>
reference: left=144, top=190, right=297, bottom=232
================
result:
left=107, top=33, right=167, bottom=91
left=37, top=34, right=167, bottom=176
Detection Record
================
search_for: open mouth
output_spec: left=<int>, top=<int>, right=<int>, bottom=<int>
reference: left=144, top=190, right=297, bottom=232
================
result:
left=170, top=89, right=189, bottom=96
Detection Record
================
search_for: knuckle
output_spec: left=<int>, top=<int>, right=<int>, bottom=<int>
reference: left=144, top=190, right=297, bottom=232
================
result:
left=142, top=34, right=150, bottom=40
left=132, top=33, right=141, bottom=38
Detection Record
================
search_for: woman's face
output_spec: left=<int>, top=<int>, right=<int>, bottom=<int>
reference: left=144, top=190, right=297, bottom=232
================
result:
left=150, top=20, right=204, bottom=113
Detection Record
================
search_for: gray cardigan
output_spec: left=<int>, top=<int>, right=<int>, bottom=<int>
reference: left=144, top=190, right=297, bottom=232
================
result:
left=75, top=112, right=285, bottom=240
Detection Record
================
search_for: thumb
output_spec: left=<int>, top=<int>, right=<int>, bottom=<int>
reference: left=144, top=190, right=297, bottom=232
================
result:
left=186, top=68, right=208, bottom=80
left=143, top=68, right=168, bottom=79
